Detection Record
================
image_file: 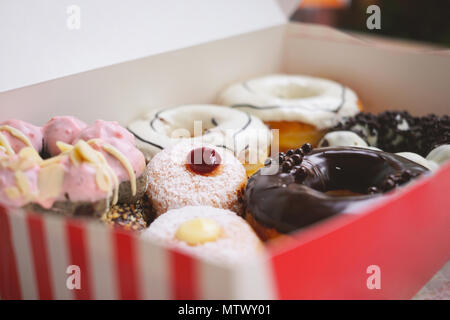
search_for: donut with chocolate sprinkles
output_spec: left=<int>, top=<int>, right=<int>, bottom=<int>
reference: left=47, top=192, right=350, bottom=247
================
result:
left=245, top=145, right=428, bottom=240
left=331, top=111, right=450, bottom=157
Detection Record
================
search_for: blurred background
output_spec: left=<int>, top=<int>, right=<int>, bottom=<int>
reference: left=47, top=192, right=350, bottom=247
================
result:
left=291, top=0, right=450, bottom=48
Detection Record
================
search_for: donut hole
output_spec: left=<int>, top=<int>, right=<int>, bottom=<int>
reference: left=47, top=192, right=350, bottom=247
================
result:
left=323, top=159, right=389, bottom=195
left=304, top=149, right=416, bottom=196
left=251, top=82, right=322, bottom=100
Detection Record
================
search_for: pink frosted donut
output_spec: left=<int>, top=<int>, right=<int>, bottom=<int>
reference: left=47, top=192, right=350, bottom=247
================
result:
left=142, top=206, right=262, bottom=265
left=0, top=117, right=148, bottom=217
left=0, top=142, right=115, bottom=214
left=74, top=120, right=147, bottom=200
left=42, top=116, right=87, bottom=156
left=75, top=119, right=136, bottom=147
left=75, top=120, right=145, bottom=174
left=35, top=153, right=112, bottom=211
left=29, top=139, right=144, bottom=216
left=146, top=140, right=247, bottom=216
left=0, top=119, right=43, bottom=153
left=0, top=149, right=41, bottom=208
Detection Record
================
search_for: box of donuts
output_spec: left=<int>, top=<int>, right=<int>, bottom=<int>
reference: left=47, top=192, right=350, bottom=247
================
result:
left=1, top=7, right=450, bottom=299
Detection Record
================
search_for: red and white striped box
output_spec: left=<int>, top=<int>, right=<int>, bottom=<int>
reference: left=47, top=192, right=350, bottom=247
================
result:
left=1, top=22, right=449, bottom=299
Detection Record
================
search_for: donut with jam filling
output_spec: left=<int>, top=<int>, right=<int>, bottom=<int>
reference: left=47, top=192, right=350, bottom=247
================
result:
left=245, top=144, right=429, bottom=240
left=330, top=111, right=450, bottom=157
left=146, top=140, right=247, bottom=216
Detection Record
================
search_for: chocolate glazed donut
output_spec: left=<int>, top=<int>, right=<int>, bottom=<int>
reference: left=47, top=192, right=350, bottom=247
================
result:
left=245, top=145, right=429, bottom=240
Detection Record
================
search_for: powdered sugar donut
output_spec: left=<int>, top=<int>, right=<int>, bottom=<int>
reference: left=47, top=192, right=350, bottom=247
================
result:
left=141, top=206, right=262, bottom=265
left=127, top=104, right=271, bottom=176
left=217, top=74, right=361, bottom=151
left=146, top=140, right=247, bottom=216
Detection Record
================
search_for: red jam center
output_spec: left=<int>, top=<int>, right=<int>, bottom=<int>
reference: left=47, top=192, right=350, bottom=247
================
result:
left=187, top=147, right=222, bottom=175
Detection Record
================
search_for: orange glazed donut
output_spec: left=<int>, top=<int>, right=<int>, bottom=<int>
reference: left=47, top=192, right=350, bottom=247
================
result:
left=217, top=74, right=362, bottom=152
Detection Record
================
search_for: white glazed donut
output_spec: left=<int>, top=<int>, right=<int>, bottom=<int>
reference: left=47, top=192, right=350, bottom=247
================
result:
left=217, top=74, right=361, bottom=129
left=319, top=131, right=369, bottom=148
left=396, top=152, right=438, bottom=171
left=127, top=104, right=271, bottom=165
left=141, top=206, right=262, bottom=265
left=426, top=144, right=450, bottom=166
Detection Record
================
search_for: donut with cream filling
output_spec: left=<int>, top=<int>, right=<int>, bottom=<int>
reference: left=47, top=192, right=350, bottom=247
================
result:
left=141, top=206, right=262, bottom=265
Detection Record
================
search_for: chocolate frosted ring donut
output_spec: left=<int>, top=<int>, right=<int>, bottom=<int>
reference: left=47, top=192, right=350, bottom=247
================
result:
left=245, top=145, right=429, bottom=240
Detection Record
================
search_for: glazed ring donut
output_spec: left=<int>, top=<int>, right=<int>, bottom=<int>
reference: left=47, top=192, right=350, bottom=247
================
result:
left=217, top=74, right=361, bottom=151
left=245, top=145, right=428, bottom=240
left=146, top=140, right=247, bottom=216
left=0, top=117, right=147, bottom=217
left=128, top=104, right=271, bottom=176
left=141, top=206, right=262, bottom=265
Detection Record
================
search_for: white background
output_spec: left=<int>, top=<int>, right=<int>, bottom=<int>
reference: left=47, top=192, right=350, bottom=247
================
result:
left=0, top=0, right=287, bottom=93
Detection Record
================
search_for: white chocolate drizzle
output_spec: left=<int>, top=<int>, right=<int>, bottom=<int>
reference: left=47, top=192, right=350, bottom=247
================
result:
left=58, top=140, right=120, bottom=205
left=0, top=147, right=42, bottom=202
left=101, top=142, right=137, bottom=196
left=0, top=132, right=15, bottom=155
left=0, top=125, right=34, bottom=155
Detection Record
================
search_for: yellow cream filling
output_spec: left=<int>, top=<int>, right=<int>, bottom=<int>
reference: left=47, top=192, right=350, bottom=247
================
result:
left=175, top=218, right=222, bottom=246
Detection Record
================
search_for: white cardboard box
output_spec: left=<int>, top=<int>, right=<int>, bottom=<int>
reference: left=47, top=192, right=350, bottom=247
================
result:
left=1, top=1, right=449, bottom=300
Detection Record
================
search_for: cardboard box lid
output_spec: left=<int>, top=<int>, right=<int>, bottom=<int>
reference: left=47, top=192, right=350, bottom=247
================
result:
left=0, top=0, right=299, bottom=93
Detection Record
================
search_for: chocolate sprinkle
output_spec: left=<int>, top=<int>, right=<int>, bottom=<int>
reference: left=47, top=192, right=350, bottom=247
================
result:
left=291, top=153, right=303, bottom=165
left=333, top=111, right=450, bottom=156
left=301, top=143, right=313, bottom=154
